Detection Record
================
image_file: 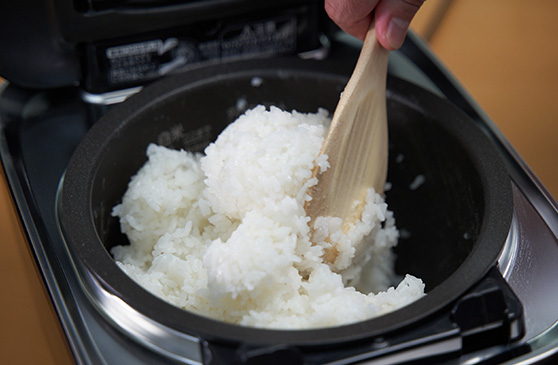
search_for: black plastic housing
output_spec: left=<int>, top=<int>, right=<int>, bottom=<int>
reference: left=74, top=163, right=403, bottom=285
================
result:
left=0, top=0, right=325, bottom=91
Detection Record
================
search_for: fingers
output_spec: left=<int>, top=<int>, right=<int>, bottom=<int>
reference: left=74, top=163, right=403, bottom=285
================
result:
left=325, top=0, right=380, bottom=41
left=325, top=0, right=425, bottom=49
left=374, top=0, right=426, bottom=50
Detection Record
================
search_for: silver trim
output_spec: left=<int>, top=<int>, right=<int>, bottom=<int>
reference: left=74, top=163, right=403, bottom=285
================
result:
left=54, top=177, right=203, bottom=364
left=82, top=270, right=202, bottom=365
left=498, top=212, right=519, bottom=280
left=505, top=324, right=558, bottom=364
left=80, top=87, right=143, bottom=106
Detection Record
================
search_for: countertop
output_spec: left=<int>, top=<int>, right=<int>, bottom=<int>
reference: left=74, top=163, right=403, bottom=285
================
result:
left=1, top=0, right=557, bottom=363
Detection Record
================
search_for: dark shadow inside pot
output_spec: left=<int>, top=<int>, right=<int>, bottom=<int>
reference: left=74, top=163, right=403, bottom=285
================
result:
left=386, top=99, right=483, bottom=289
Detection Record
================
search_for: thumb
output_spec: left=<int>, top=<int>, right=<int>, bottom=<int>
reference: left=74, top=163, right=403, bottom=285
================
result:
left=374, top=0, right=425, bottom=50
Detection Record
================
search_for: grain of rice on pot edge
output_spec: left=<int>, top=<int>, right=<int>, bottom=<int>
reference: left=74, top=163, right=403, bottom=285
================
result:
left=111, top=105, right=425, bottom=329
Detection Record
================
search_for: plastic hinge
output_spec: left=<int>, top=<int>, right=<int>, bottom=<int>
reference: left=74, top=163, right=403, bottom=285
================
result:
left=451, top=267, right=525, bottom=352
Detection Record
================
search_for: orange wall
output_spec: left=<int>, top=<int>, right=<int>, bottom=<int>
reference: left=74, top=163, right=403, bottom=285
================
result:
left=413, top=0, right=558, bottom=200
left=0, top=169, right=74, bottom=364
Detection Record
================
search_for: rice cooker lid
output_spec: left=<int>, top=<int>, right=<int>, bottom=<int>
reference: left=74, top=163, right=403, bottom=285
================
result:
left=60, top=57, right=514, bottom=348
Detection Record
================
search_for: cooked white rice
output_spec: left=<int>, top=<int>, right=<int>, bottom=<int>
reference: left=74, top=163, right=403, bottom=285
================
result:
left=111, top=105, right=424, bottom=329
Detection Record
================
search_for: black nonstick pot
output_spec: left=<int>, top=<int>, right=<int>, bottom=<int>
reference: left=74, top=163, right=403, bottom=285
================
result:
left=59, top=56, right=516, bottom=363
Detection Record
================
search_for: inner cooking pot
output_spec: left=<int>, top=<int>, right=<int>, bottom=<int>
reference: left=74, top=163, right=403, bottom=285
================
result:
left=59, top=57, right=512, bottom=350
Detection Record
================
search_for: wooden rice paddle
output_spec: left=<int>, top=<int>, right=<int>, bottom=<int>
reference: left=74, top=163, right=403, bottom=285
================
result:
left=305, top=21, right=389, bottom=261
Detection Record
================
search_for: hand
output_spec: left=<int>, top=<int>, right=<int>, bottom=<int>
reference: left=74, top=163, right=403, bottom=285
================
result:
left=325, top=0, right=426, bottom=50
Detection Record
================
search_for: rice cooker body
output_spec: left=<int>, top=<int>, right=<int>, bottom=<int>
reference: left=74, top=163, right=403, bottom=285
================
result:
left=59, top=57, right=516, bottom=359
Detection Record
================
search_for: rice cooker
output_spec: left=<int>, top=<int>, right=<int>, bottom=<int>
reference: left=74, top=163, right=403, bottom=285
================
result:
left=1, top=0, right=558, bottom=364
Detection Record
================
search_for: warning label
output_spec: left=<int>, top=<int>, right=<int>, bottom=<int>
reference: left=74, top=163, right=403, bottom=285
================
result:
left=219, top=18, right=296, bottom=58
left=103, top=16, right=297, bottom=87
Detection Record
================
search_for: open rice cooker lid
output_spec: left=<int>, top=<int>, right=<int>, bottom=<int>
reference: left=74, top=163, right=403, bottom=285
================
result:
left=59, top=57, right=522, bottom=363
